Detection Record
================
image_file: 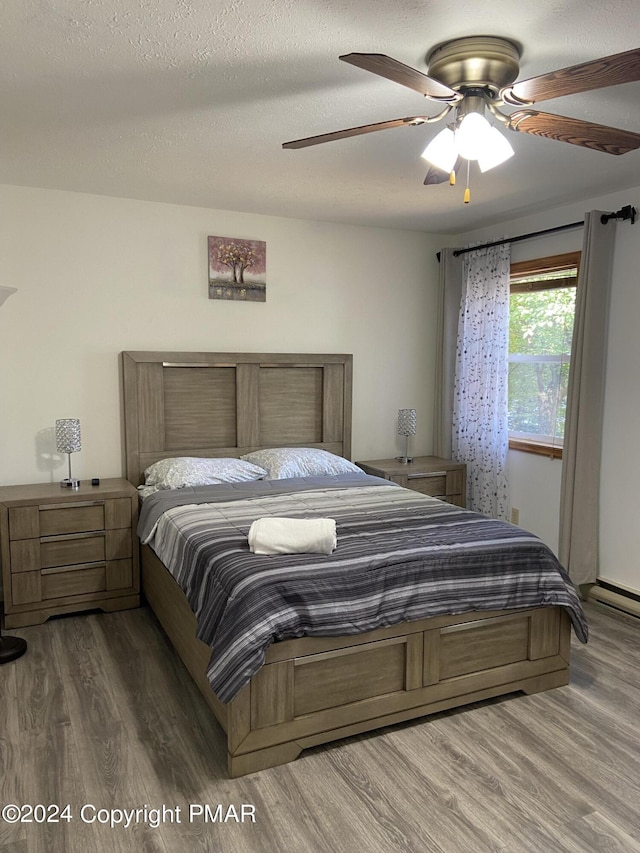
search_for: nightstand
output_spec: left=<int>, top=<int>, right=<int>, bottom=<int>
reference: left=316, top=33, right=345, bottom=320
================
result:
left=0, top=478, right=139, bottom=628
left=356, top=456, right=466, bottom=507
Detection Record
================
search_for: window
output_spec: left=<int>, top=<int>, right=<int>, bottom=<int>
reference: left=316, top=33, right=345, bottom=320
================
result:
left=508, top=252, right=580, bottom=458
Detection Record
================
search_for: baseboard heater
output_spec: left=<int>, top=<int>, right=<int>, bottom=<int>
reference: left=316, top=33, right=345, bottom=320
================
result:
left=588, top=579, right=640, bottom=620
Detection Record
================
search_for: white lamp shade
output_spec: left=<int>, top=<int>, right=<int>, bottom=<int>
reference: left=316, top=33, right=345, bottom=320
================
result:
left=0, top=286, right=17, bottom=308
left=421, top=127, right=457, bottom=172
left=478, top=127, right=515, bottom=172
left=455, top=112, right=493, bottom=160
left=56, top=418, right=82, bottom=453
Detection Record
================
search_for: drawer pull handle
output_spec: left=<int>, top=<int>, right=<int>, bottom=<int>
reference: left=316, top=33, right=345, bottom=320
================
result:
left=39, top=501, right=105, bottom=510
left=407, top=471, right=446, bottom=479
left=41, top=562, right=107, bottom=576
left=440, top=613, right=528, bottom=633
left=41, top=531, right=105, bottom=543
left=294, top=634, right=407, bottom=666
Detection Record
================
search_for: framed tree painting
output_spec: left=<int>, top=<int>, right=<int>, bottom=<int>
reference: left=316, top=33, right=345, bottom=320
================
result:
left=208, top=236, right=266, bottom=302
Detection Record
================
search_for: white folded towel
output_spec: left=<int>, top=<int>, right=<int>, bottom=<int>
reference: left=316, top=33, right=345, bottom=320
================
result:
left=248, top=517, right=337, bottom=555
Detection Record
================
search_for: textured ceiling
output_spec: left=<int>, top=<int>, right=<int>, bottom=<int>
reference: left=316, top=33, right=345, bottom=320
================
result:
left=1, top=0, right=639, bottom=233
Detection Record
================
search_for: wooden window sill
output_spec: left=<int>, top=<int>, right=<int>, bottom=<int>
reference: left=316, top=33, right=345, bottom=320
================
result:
left=508, top=439, right=563, bottom=459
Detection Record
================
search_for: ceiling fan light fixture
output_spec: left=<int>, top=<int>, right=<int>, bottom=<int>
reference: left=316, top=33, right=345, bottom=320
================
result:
left=284, top=41, right=640, bottom=193
left=455, top=111, right=493, bottom=160
left=421, top=127, right=457, bottom=172
left=477, top=126, right=515, bottom=172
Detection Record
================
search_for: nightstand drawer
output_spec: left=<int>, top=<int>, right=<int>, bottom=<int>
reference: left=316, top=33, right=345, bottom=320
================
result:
left=10, top=529, right=132, bottom=573
left=357, top=457, right=466, bottom=508
left=11, top=559, right=134, bottom=605
left=40, top=503, right=105, bottom=536
left=42, top=564, right=107, bottom=600
left=9, top=503, right=107, bottom=539
left=40, top=533, right=105, bottom=569
left=407, top=474, right=447, bottom=496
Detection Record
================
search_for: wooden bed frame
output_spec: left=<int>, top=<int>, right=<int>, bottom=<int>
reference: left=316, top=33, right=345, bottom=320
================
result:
left=121, top=350, right=572, bottom=777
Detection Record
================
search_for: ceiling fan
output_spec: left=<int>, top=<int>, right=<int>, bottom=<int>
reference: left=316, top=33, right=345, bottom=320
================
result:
left=282, top=37, right=640, bottom=199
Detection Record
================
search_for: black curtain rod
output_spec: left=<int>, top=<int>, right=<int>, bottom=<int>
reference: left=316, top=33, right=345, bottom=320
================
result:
left=439, top=204, right=637, bottom=260
left=451, top=220, right=584, bottom=257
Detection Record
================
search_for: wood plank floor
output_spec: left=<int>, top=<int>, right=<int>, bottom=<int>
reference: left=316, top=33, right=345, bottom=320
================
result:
left=1, top=602, right=639, bottom=853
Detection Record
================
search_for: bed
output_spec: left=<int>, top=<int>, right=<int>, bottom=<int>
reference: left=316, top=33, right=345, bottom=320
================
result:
left=122, top=350, right=587, bottom=777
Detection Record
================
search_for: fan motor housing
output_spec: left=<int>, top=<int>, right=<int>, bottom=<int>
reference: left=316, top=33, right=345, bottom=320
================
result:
left=427, top=36, right=521, bottom=94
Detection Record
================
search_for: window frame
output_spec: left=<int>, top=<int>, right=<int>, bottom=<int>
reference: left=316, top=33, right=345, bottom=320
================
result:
left=508, top=251, right=581, bottom=459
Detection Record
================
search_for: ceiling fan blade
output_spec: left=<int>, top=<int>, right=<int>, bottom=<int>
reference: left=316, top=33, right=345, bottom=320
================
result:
left=506, top=110, right=640, bottom=155
left=340, top=53, right=460, bottom=101
left=423, top=157, right=463, bottom=185
left=502, top=47, right=640, bottom=105
left=282, top=116, right=429, bottom=149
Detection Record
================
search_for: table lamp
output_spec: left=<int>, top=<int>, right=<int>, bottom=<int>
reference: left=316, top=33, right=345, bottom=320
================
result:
left=397, top=408, right=416, bottom=464
left=56, top=418, right=81, bottom=488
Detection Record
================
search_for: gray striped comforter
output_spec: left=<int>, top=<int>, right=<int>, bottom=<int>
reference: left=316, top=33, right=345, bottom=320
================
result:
left=139, top=474, right=588, bottom=702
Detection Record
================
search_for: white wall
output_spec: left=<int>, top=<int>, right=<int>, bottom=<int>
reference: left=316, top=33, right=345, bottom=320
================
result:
left=3, top=181, right=637, bottom=593
left=507, top=451, right=563, bottom=552
left=459, top=184, right=640, bottom=592
left=0, top=184, right=449, bottom=487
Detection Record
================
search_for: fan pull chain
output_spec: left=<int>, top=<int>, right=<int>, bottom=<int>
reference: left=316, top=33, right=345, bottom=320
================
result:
left=464, top=159, right=471, bottom=204
left=449, top=170, right=456, bottom=186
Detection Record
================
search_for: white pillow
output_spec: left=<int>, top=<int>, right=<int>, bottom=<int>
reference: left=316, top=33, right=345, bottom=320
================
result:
left=142, top=456, right=267, bottom=490
left=240, top=447, right=361, bottom=480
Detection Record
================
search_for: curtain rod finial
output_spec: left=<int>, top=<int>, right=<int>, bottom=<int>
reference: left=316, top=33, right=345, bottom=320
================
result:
left=601, top=205, right=636, bottom=225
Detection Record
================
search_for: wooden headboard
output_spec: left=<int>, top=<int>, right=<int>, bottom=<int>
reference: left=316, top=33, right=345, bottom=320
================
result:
left=121, top=351, right=353, bottom=485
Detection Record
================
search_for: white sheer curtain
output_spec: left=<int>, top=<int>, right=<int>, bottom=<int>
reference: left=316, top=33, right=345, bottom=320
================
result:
left=451, top=244, right=511, bottom=518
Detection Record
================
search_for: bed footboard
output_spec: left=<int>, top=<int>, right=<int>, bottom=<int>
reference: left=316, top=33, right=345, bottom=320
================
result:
left=141, top=545, right=571, bottom=777
left=225, top=604, right=570, bottom=776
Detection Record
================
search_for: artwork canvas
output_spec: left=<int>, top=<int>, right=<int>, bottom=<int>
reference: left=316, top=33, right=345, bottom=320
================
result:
left=208, top=236, right=266, bottom=302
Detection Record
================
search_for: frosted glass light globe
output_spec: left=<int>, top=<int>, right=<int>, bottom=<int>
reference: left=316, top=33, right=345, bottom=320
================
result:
left=421, top=127, right=457, bottom=172
left=478, top=126, right=516, bottom=172
left=455, top=112, right=493, bottom=160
